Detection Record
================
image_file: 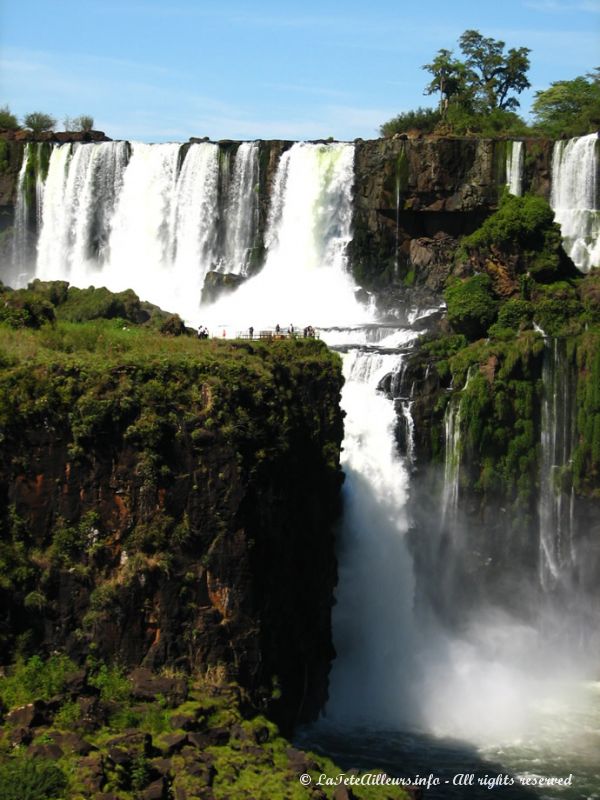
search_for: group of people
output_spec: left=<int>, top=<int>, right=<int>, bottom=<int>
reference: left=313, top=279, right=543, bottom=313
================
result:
left=197, top=325, right=210, bottom=339
left=198, top=324, right=317, bottom=341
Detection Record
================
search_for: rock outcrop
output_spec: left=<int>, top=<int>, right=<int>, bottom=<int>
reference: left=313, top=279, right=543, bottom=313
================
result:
left=0, top=323, right=344, bottom=730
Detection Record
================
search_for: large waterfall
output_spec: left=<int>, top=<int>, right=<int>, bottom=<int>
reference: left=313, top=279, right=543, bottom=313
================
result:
left=5, top=134, right=600, bottom=797
left=551, top=132, right=600, bottom=273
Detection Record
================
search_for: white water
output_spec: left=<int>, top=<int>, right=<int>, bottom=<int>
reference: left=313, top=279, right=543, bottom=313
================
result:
left=11, top=143, right=31, bottom=281
left=221, top=142, right=259, bottom=275
left=506, top=141, right=523, bottom=197
left=201, top=142, right=369, bottom=331
left=551, top=132, right=600, bottom=273
left=326, top=349, right=418, bottom=726
left=539, top=338, right=577, bottom=590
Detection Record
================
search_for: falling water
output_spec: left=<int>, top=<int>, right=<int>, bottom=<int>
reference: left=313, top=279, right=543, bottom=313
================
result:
left=550, top=132, right=600, bottom=272
left=506, top=141, right=523, bottom=196
left=326, top=349, right=418, bottom=726
left=11, top=144, right=32, bottom=280
left=201, top=142, right=368, bottom=330
left=221, top=142, right=259, bottom=275
left=538, top=338, right=577, bottom=590
left=441, top=393, right=462, bottom=529
left=36, top=141, right=130, bottom=284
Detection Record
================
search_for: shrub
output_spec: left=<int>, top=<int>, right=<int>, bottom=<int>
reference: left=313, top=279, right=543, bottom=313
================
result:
left=22, top=112, right=56, bottom=133
left=0, top=104, right=19, bottom=130
left=445, top=274, right=499, bottom=339
left=0, top=759, right=66, bottom=800
left=0, top=289, right=55, bottom=329
left=0, top=654, right=78, bottom=708
left=380, top=107, right=441, bottom=136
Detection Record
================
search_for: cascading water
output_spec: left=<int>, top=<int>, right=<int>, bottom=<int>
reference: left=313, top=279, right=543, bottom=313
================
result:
left=201, top=142, right=369, bottom=330
left=5, top=134, right=600, bottom=796
left=551, top=132, right=600, bottom=272
left=506, top=140, right=523, bottom=197
left=220, top=142, right=259, bottom=275
left=10, top=144, right=32, bottom=282
left=538, top=338, right=577, bottom=591
left=325, top=348, right=418, bottom=727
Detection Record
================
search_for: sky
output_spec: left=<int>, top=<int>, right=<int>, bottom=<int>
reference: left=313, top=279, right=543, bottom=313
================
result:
left=0, top=0, right=598, bottom=142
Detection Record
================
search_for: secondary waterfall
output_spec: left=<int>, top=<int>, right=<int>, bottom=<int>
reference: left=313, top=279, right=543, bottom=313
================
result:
left=506, top=140, right=523, bottom=196
left=538, top=338, right=577, bottom=591
left=551, top=132, right=600, bottom=273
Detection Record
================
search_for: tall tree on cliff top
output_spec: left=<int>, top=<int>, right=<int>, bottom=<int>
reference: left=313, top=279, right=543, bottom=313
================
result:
left=532, top=69, right=600, bottom=137
left=424, top=30, right=531, bottom=116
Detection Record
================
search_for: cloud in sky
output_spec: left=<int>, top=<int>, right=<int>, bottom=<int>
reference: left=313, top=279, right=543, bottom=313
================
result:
left=525, top=0, right=600, bottom=11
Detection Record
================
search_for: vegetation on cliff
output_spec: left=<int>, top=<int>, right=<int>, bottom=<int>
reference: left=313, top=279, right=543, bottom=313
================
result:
left=409, top=197, right=600, bottom=515
left=0, top=283, right=345, bottom=734
left=0, top=656, right=411, bottom=800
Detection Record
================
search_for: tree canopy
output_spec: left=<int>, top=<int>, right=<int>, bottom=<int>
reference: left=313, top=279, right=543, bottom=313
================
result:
left=23, top=111, right=56, bottom=133
left=424, top=30, right=531, bottom=115
left=532, top=70, right=600, bottom=137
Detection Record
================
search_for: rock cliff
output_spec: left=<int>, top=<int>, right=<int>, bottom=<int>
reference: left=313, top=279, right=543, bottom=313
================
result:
left=0, top=305, right=344, bottom=730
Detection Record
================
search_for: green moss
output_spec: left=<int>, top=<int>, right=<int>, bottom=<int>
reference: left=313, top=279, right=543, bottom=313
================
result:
left=0, top=654, right=78, bottom=708
left=0, top=758, right=67, bottom=800
left=445, top=274, right=499, bottom=340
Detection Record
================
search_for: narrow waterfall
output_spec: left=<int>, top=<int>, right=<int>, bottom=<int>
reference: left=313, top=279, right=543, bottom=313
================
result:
left=538, top=338, right=577, bottom=590
left=325, top=349, right=418, bottom=726
left=505, top=140, right=523, bottom=196
left=551, top=132, right=600, bottom=272
left=440, top=393, right=462, bottom=529
left=221, top=142, right=259, bottom=275
left=11, top=144, right=32, bottom=281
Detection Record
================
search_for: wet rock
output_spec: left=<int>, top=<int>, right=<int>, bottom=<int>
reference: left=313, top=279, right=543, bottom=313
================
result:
left=27, top=742, right=64, bottom=760
left=130, top=668, right=188, bottom=706
left=6, top=700, right=49, bottom=728
left=142, top=778, right=167, bottom=800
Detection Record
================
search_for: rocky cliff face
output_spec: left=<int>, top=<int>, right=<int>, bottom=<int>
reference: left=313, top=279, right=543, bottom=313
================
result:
left=0, top=330, right=344, bottom=730
left=350, top=136, right=554, bottom=314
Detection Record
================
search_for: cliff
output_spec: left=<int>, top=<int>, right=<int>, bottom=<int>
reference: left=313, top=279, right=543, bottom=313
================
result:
left=0, top=290, right=344, bottom=730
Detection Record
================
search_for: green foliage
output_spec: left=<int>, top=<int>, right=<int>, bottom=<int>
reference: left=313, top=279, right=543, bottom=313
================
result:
left=462, top=193, right=569, bottom=281
left=0, top=654, right=78, bottom=708
left=0, top=104, right=19, bottom=131
left=0, top=288, right=55, bottom=329
left=573, top=331, right=600, bottom=495
left=422, top=29, right=530, bottom=119
left=55, top=285, right=142, bottom=323
left=22, top=112, right=56, bottom=133
left=495, top=298, right=533, bottom=332
left=380, top=107, right=441, bottom=136
left=532, top=70, right=600, bottom=138
left=88, top=663, right=131, bottom=704
left=441, top=105, right=528, bottom=136
left=445, top=274, right=499, bottom=339
left=0, top=758, right=66, bottom=800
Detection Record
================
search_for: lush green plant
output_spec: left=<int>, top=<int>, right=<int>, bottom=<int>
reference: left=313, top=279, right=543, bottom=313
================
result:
left=22, top=112, right=56, bottom=133
left=64, top=114, right=94, bottom=132
left=445, top=274, right=499, bottom=339
left=0, top=288, right=55, bottom=329
left=0, top=758, right=66, bottom=800
left=532, top=70, right=600, bottom=138
left=88, top=663, right=131, bottom=704
left=380, top=107, right=441, bottom=136
left=0, top=654, right=78, bottom=708
left=0, top=104, right=19, bottom=130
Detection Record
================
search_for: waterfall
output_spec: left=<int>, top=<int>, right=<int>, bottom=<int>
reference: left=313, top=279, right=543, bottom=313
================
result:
left=441, top=393, right=462, bottom=528
left=550, top=132, right=600, bottom=273
left=11, top=144, right=32, bottom=282
left=505, top=140, right=523, bottom=196
left=538, top=338, right=577, bottom=590
left=221, top=142, right=259, bottom=275
left=200, top=142, right=368, bottom=330
left=36, top=141, right=130, bottom=284
left=326, top=349, right=418, bottom=726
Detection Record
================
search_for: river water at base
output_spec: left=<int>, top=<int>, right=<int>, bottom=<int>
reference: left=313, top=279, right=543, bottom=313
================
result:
left=297, top=680, right=600, bottom=799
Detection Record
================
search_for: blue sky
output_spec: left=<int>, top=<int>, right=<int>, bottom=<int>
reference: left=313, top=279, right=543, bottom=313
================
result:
left=0, top=0, right=598, bottom=142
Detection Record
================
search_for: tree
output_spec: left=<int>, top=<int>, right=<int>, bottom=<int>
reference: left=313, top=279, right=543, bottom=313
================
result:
left=532, top=70, right=600, bottom=137
left=458, top=30, right=530, bottom=112
left=23, top=111, right=56, bottom=133
left=0, top=104, right=19, bottom=130
left=423, top=49, right=473, bottom=114
left=423, top=30, right=530, bottom=117
left=64, top=115, right=95, bottom=132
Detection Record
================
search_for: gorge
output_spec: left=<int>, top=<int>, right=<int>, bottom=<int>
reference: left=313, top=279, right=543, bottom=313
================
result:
left=1, top=130, right=599, bottom=799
